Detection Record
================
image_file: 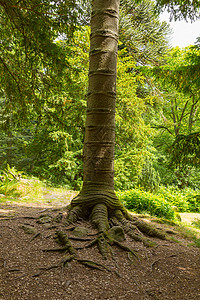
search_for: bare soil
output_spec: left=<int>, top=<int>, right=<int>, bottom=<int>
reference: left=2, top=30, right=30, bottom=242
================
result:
left=0, top=201, right=200, bottom=300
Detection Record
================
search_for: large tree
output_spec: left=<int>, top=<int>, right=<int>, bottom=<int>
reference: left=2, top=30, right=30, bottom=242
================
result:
left=64, top=0, right=166, bottom=259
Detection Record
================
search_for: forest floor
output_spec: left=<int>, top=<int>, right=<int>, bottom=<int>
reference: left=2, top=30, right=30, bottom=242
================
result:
left=0, top=191, right=200, bottom=300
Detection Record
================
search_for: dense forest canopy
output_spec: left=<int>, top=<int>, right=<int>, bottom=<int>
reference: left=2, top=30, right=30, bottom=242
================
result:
left=0, top=0, right=200, bottom=191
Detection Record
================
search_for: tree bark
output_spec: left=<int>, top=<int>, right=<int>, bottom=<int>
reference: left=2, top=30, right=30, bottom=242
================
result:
left=70, top=0, right=121, bottom=210
left=66, top=1, right=166, bottom=252
left=84, top=0, right=119, bottom=189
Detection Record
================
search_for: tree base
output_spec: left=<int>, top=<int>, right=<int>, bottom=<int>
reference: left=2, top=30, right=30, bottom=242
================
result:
left=40, top=190, right=168, bottom=276
left=62, top=190, right=167, bottom=260
left=39, top=190, right=167, bottom=275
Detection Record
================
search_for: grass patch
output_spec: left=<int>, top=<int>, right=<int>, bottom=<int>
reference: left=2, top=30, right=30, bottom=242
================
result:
left=138, top=213, right=200, bottom=248
left=0, top=176, right=77, bottom=205
left=192, top=218, right=200, bottom=229
left=192, top=238, right=200, bottom=247
left=173, top=223, right=200, bottom=248
left=0, top=177, right=45, bottom=202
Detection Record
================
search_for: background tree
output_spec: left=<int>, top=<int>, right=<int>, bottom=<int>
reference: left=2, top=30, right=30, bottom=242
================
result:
left=0, top=0, right=85, bottom=186
left=120, top=0, right=171, bottom=65
left=142, top=44, right=200, bottom=188
left=155, top=0, right=200, bottom=21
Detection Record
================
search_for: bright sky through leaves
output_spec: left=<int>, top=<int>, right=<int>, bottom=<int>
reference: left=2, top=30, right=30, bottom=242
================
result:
left=160, top=11, right=200, bottom=48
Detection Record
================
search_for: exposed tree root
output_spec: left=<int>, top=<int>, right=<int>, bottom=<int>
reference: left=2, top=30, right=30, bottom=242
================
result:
left=41, top=230, right=120, bottom=276
left=68, top=236, right=93, bottom=241
left=65, top=206, right=88, bottom=226
left=55, top=231, right=76, bottom=256
left=65, top=192, right=167, bottom=258
left=30, top=232, right=40, bottom=242
left=41, top=191, right=169, bottom=276
left=77, top=259, right=111, bottom=272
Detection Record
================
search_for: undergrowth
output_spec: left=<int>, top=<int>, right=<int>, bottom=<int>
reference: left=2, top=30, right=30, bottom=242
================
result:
left=176, top=224, right=200, bottom=248
left=157, top=186, right=200, bottom=212
left=192, top=218, right=200, bottom=229
left=1, top=167, right=200, bottom=227
left=152, top=216, right=200, bottom=248
left=0, top=167, right=76, bottom=204
left=117, top=186, right=200, bottom=221
left=117, top=189, right=177, bottom=220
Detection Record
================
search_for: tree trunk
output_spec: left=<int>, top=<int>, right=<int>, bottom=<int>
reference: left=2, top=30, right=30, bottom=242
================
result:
left=70, top=0, right=122, bottom=211
left=84, top=0, right=119, bottom=190
left=66, top=0, right=166, bottom=256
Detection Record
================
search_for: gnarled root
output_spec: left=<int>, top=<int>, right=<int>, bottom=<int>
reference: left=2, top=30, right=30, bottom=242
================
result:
left=65, top=205, right=88, bottom=226
left=113, top=209, right=166, bottom=247
left=64, top=190, right=167, bottom=259
left=42, top=190, right=168, bottom=275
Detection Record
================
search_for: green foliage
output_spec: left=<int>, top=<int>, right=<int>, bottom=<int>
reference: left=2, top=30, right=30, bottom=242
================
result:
left=118, top=186, right=200, bottom=221
left=0, top=27, right=89, bottom=189
left=155, top=0, right=200, bottom=22
left=192, top=218, right=200, bottom=229
left=0, top=180, right=20, bottom=198
left=157, top=186, right=200, bottom=212
left=152, top=46, right=200, bottom=96
left=120, top=0, right=171, bottom=65
left=0, top=0, right=82, bottom=115
left=141, top=46, right=200, bottom=189
left=114, top=47, right=155, bottom=190
left=138, top=157, right=161, bottom=192
left=118, top=189, right=176, bottom=220
left=0, top=165, right=21, bottom=197
left=169, top=132, right=200, bottom=168
left=144, top=47, right=200, bottom=140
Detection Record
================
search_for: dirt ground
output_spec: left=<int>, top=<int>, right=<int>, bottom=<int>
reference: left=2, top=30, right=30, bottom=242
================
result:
left=180, top=213, right=200, bottom=226
left=0, top=202, right=200, bottom=300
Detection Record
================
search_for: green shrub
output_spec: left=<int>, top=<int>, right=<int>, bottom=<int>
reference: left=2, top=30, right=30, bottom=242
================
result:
left=187, top=195, right=200, bottom=212
left=0, top=166, right=22, bottom=198
left=117, top=189, right=176, bottom=220
left=157, top=186, right=200, bottom=212
left=118, top=186, right=200, bottom=221
left=0, top=179, right=21, bottom=198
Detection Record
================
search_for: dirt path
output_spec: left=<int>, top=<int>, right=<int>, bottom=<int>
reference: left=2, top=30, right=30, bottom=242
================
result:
left=0, top=202, right=200, bottom=300
left=180, top=213, right=200, bottom=225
